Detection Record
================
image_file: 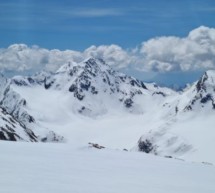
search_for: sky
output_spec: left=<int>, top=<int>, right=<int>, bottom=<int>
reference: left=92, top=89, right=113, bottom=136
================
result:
left=0, top=0, right=215, bottom=87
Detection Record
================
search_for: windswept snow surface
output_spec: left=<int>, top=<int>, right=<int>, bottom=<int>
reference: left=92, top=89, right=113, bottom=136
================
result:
left=1, top=141, right=215, bottom=193
left=10, top=85, right=169, bottom=149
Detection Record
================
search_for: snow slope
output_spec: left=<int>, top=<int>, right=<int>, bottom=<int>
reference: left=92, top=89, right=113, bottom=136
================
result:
left=1, top=141, right=214, bottom=193
left=11, top=85, right=165, bottom=148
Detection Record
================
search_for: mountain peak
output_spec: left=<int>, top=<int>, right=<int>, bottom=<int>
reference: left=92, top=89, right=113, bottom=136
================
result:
left=84, top=57, right=105, bottom=64
left=56, top=61, right=78, bottom=73
left=56, top=57, right=108, bottom=74
left=183, top=70, right=215, bottom=111
left=205, top=70, right=215, bottom=81
left=196, top=70, right=215, bottom=92
left=43, top=57, right=151, bottom=115
left=85, top=57, right=108, bottom=67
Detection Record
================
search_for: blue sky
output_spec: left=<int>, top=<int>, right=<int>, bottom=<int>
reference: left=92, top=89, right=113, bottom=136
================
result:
left=0, top=0, right=215, bottom=87
left=1, top=0, right=215, bottom=50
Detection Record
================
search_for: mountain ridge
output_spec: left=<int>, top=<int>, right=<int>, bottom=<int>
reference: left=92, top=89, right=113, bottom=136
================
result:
left=1, top=57, right=214, bottom=163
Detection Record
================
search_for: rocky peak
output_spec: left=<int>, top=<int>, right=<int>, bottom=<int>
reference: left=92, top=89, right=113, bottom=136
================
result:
left=196, top=71, right=208, bottom=92
left=196, top=70, right=215, bottom=93
left=12, top=71, right=52, bottom=87
left=84, top=58, right=108, bottom=69
left=184, top=70, right=215, bottom=111
left=43, top=58, right=150, bottom=115
left=0, top=74, right=10, bottom=101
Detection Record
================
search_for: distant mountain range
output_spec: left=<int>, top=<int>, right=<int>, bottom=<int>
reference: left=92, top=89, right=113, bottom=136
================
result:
left=0, top=58, right=214, bottom=163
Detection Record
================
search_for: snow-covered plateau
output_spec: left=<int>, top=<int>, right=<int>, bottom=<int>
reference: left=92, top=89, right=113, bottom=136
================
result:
left=0, top=57, right=215, bottom=192
left=1, top=141, right=215, bottom=193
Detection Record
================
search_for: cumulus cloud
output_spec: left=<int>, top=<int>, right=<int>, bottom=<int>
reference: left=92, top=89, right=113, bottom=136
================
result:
left=0, top=44, right=83, bottom=72
left=0, top=44, right=131, bottom=73
left=138, top=26, right=215, bottom=72
left=0, top=26, right=215, bottom=74
left=83, top=45, right=132, bottom=68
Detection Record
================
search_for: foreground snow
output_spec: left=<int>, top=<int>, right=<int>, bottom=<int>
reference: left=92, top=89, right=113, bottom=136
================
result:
left=1, top=141, right=215, bottom=193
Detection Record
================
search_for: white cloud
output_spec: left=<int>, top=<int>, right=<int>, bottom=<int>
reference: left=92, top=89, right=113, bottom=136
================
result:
left=0, top=26, right=215, bottom=74
left=0, top=44, right=83, bottom=72
left=138, top=26, right=215, bottom=72
left=0, top=44, right=131, bottom=73
left=83, top=45, right=131, bottom=68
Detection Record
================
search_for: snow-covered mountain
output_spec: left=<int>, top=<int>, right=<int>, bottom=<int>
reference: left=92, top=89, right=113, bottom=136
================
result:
left=1, top=57, right=215, bottom=163
left=12, top=58, right=174, bottom=116
left=0, top=74, right=63, bottom=142
left=43, top=58, right=170, bottom=115
left=138, top=70, right=215, bottom=162
left=184, top=70, right=215, bottom=111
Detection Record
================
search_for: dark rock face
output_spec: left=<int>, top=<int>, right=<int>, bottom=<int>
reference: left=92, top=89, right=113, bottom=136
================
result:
left=27, top=77, right=35, bottom=84
left=12, top=79, right=28, bottom=86
left=141, top=82, right=147, bottom=89
left=124, top=98, right=133, bottom=108
left=0, top=129, right=20, bottom=141
left=74, top=91, right=85, bottom=101
left=69, top=84, right=85, bottom=101
left=44, top=78, right=54, bottom=89
left=80, top=79, right=91, bottom=91
left=153, top=92, right=166, bottom=97
left=69, top=66, right=79, bottom=76
left=69, top=84, right=77, bottom=92
left=91, top=86, right=98, bottom=94
left=88, top=142, right=105, bottom=149
left=196, top=73, right=208, bottom=92
left=200, top=94, right=212, bottom=104
left=128, top=78, right=147, bottom=90
left=138, top=139, right=154, bottom=153
left=0, top=108, right=38, bottom=142
left=175, top=106, right=178, bottom=114
left=185, top=105, right=192, bottom=111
